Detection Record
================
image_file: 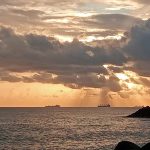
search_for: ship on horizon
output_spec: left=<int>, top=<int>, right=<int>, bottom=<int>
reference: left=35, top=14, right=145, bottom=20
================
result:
left=45, top=105, right=61, bottom=108
left=98, top=104, right=110, bottom=107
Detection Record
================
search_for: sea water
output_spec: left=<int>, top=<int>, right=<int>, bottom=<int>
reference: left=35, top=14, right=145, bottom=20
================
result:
left=0, top=107, right=149, bottom=150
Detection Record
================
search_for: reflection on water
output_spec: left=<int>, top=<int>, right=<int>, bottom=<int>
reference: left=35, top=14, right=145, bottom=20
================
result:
left=0, top=107, right=149, bottom=150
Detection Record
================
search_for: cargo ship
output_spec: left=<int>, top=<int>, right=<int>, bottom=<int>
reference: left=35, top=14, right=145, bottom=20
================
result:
left=45, top=105, right=61, bottom=108
left=98, top=104, right=110, bottom=107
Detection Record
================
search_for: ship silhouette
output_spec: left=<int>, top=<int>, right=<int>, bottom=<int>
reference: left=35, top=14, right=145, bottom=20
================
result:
left=98, top=104, right=110, bottom=107
left=45, top=105, right=61, bottom=108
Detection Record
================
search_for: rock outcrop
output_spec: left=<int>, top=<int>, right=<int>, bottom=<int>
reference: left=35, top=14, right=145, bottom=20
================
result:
left=141, top=143, right=150, bottom=150
left=128, top=106, right=150, bottom=118
left=114, top=141, right=150, bottom=150
left=114, top=141, right=140, bottom=150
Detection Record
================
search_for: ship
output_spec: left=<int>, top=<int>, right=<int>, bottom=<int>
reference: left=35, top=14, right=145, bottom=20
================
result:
left=45, top=105, right=61, bottom=108
left=98, top=104, right=110, bottom=107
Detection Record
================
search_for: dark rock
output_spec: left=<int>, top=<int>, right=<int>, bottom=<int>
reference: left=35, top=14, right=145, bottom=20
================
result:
left=128, top=106, right=150, bottom=118
left=114, top=141, right=140, bottom=150
left=141, top=143, right=150, bottom=150
left=114, top=141, right=150, bottom=150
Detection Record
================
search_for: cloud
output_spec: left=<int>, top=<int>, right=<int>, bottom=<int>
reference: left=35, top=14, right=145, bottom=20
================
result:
left=82, top=14, right=143, bottom=30
left=0, top=0, right=144, bottom=41
left=0, top=26, right=126, bottom=90
left=1, top=18, right=150, bottom=92
left=133, top=0, right=150, bottom=4
left=0, top=26, right=126, bottom=71
left=10, top=8, right=45, bottom=19
left=124, top=19, right=150, bottom=76
left=0, top=71, right=21, bottom=82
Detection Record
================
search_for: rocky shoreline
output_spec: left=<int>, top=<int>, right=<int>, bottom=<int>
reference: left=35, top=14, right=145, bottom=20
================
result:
left=114, top=107, right=150, bottom=149
left=128, top=106, right=150, bottom=118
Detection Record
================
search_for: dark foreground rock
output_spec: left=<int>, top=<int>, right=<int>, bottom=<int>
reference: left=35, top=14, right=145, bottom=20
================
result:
left=114, top=141, right=140, bottom=150
left=114, top=141, right=150, bottom=150
left=128, top=106, right=150, bottom=118
left=141, top=143, right=150, bottom=150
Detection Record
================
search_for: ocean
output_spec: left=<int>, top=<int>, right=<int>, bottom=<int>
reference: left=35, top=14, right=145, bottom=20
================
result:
left=0, top=107, right=149, bottom=150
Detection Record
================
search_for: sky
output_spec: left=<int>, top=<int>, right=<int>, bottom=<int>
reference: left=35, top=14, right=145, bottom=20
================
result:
left=0, top=0, right=150, bottom=107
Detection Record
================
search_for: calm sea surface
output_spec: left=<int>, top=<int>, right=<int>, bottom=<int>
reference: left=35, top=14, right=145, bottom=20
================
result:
left=0, top=107, right=149, bottom=150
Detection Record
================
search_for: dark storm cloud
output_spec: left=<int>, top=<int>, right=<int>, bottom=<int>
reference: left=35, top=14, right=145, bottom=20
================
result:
left=23, top=72, right=122, bottom=91
left=44, top=73, right=121, bottom=91
left=125, top=19, right=150, bottom=61
left=33, top=73, right=106, bottom=89
left=0, top=26, right=126, bottom=72
left=81, top=14, right=144, bottom=30
left=124, top=19, right=150, bottom=76
left=0, top=26, right=126, bottom=90
left=128, top=62, right=150, bottom=77
left=1, top=18, right=150, bottom=90
left=0, top=71, right=121, bottom=91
